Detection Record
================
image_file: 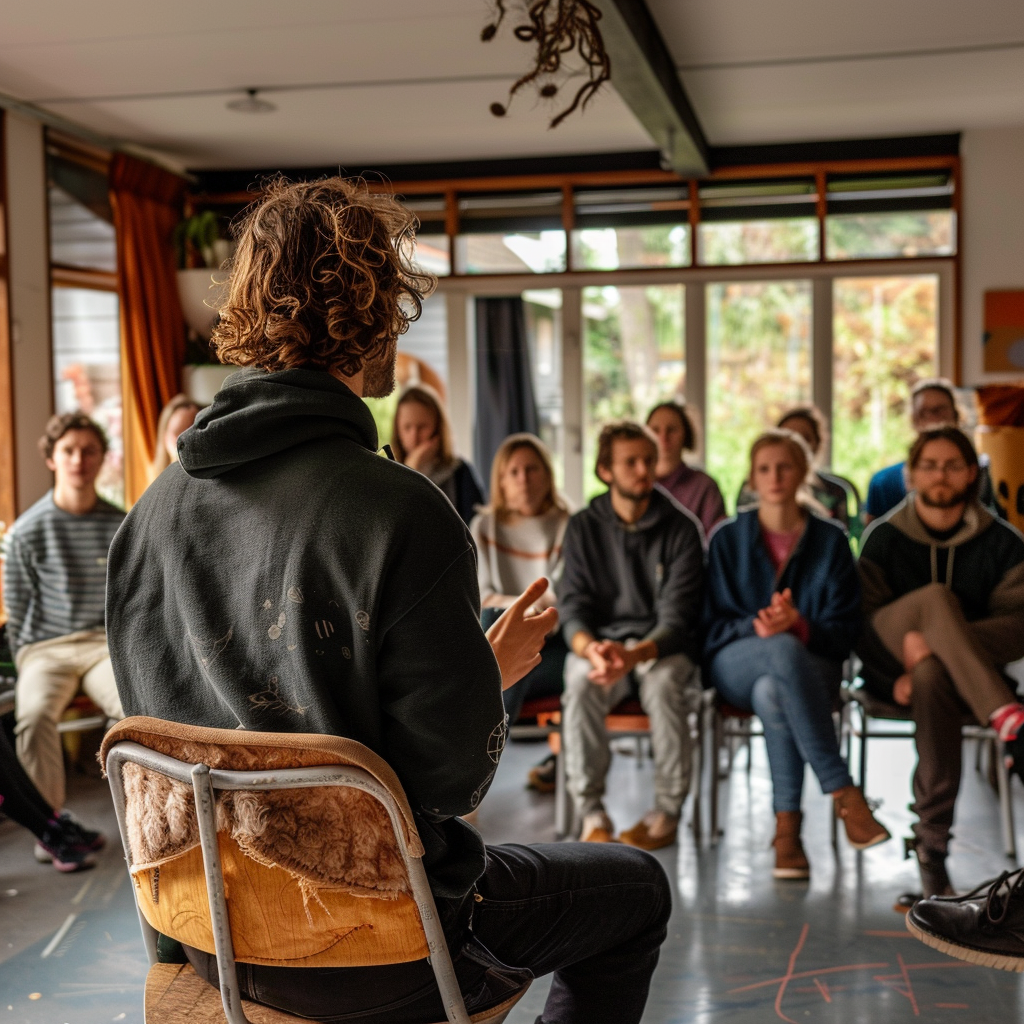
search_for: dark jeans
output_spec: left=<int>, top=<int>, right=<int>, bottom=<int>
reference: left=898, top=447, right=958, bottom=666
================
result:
left=187, top=842, right=670, bottom=1024
left=481, top=608, right=567, bottom=727
left=0, top=725, right=54, bottom=838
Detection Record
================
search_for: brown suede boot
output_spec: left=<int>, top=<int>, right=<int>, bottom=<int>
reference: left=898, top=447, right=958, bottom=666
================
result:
left=773, top=811, right=810, bottom=879
left=833, top=785, right=891, bottom=849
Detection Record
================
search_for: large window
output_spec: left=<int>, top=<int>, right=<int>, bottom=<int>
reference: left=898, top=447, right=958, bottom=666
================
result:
left=706, top=281, right=813, bottom=511
left=831, top=275, right=939, bottom=498
left=48, top=144, right=123, bottom=507
left=583, top=284, right=685, bottom=499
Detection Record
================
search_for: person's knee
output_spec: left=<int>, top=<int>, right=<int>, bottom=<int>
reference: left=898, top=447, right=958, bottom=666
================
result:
left=562, top=656, right=593, bottom=699
left=911, top=654, right=950, bottom=693
left=616, top=846, right=672, bottom=929
left=760, top=632, right=808, bottom=679
left=918, top=582, right=960, bottom=614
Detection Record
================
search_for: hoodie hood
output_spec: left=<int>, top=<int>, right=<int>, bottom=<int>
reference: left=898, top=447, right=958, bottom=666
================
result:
left=885, top=495, right=994, bottom=549
left=178, top=367, right=379, bottom=479
left=590, top=486, right=682, bottom=532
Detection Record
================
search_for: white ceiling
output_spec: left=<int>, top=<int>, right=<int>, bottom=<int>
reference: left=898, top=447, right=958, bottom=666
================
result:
left=1, top=0, right=1022, bottom=171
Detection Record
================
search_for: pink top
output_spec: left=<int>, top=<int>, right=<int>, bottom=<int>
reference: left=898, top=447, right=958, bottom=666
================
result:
left=761, top=526, right=810, bottom=644
left=656, top=464, right=726, bottom=540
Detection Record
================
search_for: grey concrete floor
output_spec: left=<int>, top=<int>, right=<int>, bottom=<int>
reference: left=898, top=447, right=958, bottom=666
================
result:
left=1, top=730, right=1022, bottom=1023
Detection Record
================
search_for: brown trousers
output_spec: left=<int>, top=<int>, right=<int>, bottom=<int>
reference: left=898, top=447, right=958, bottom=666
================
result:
left=860, top=583, right=1024, bottom=853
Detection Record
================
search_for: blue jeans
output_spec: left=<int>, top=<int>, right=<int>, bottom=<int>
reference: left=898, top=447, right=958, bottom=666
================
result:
left=708, top=633, right=851, bottom=813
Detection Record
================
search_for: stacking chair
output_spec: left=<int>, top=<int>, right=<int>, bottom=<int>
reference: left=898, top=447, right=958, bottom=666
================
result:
left=101, top=717, right=530, bottom=1024
left=548, top=697, right=704, bottom=841
left=843, top=679, right=1017, bottom=858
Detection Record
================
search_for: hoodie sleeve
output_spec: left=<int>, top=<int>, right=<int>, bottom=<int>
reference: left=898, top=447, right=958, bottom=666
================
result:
left=644, top=515, right=704, bottom=659
left=558, top=513, right=599, bottom=645
left=1, top=531, right=34, bottom=657
left=376, top=545, right=506, bottom=820
left=970, top=551, right=1024, bottom=665
left=857, top=522, right=894, bottom=621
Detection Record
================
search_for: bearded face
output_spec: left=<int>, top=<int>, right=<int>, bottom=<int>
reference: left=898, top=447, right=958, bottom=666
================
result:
left=361, top=334, right=398, bottom=399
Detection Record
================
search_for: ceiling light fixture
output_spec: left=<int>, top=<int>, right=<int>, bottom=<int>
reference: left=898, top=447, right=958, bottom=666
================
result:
left=226, top=89, right=276, bottom=114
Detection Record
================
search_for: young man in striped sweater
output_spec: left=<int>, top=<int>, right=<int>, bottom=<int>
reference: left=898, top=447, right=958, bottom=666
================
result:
left=2, top=412, right=125, bottom=812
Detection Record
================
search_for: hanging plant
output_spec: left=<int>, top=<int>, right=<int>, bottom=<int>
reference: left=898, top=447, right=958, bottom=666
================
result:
left=482, top=0, right=611, bottom=128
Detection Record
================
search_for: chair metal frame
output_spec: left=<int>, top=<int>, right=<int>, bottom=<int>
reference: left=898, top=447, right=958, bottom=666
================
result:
left=105, top=740, right=488, bottom=1024
left=842, top=682, right=1018, bottom=859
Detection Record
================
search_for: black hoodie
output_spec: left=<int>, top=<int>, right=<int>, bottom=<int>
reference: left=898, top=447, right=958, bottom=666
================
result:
left=106, top=368, right=505, bottom=905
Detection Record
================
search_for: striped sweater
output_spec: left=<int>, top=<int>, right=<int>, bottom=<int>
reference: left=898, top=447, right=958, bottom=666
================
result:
left=2, top=492, right=124, bottom=655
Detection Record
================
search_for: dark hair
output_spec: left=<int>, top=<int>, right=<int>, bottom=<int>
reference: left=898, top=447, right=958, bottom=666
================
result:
left=38, top=412, right=108, bottom=461
left=595, top=421, right=657, bottom=477
left=907, top=426, right=981, bottom=502
left=777, top=405, right=827, bottom=456
left=211, top=176, right=435, bottom=375
left=911, top=377, right=961, bottom=426
left=646, top=401, right=696, bottom=452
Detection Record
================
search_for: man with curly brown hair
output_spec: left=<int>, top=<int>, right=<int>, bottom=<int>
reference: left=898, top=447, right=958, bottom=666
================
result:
left=106, top=177, right=671, bottom=1024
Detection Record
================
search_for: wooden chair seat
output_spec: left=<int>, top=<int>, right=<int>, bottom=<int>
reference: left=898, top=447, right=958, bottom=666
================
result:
left=145, top=963, right=530, bottom=1024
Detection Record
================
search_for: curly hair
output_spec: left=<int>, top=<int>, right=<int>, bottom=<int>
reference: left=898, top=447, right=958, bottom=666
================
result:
left=38, top=411, right=108, bottom=461
left=210, top=177, right=435, bottom=375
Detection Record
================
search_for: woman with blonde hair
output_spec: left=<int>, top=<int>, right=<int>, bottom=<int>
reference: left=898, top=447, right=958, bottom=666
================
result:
left=149, top=394, right=200, bottom=483
left=705, top=429, right=889, bottom=880
left=471, top=434, right=570, bottom=780
left=391, top=382, right=484, bottom=524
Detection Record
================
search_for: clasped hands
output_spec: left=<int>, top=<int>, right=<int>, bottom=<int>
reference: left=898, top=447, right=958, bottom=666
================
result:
left=581, top=637, right=657, bottom=688
left=753, top=588, right=801, bottom=638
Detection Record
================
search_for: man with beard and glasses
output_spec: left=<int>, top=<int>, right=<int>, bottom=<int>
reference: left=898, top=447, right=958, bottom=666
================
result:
left=105, top=178, right=671, bottom=1024
left=856, top=426, right=1024, bottom=908
left=558, top=422, right=704, bottom=849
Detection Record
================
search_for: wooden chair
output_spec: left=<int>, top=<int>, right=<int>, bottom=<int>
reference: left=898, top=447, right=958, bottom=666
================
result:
left=100, top=717, right=530, bottom=1024
left=842, top=680, right=1018, bottom=858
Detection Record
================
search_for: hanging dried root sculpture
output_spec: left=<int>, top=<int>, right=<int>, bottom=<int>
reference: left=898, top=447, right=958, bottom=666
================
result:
left=482, top=0, right=611, bottom=128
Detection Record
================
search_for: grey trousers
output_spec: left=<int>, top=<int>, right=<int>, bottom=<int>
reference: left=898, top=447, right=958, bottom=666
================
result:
left=562, top=651, right=700, bottom=822
left=860, top=583, right=1024, bottom=853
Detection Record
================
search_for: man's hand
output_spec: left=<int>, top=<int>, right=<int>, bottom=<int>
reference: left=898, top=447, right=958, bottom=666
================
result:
left=753, top=588, right=801, bottom=638
left=404, top=436, right=440, bottom=472
left=902, top=630, right=931, bottom=672
left=485, top=578, right=559, bottom=691
left=583, top=638, right=658, bottom=687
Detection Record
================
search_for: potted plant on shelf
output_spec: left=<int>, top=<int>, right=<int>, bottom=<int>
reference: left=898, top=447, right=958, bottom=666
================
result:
left=175, top=211, right=234, bottom=404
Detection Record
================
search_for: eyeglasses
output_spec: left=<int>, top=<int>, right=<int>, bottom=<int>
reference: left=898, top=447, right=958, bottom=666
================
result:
left=916, top=460, right=969, bottom=475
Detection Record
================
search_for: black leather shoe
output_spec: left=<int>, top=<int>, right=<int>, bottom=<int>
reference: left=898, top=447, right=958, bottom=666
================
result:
left=906, top=868, right=1024, bottom=972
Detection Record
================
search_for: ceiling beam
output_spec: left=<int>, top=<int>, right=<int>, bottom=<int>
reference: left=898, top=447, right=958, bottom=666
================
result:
left=596, top=0, right=709, bottom=176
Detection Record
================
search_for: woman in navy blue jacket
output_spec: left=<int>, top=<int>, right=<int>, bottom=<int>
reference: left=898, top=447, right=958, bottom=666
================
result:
left=705, top=429, right=890, bottom=879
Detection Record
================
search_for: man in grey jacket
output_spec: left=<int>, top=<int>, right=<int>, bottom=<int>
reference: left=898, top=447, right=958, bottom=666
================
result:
left=559, top=422, right=705, bottom=849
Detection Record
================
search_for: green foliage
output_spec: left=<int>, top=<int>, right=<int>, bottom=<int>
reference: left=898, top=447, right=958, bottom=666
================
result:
left=174, top=211, right=222, bottom=269
left=364, top=392, right=399, bottom=450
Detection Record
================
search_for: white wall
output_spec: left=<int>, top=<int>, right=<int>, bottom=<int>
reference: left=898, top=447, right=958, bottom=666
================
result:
left=961, top=125, right=1024, bottom=385
left=4, top=112, right=54, bottom=512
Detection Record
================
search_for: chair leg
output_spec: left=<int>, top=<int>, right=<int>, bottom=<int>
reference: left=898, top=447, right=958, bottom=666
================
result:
left=689, top=711, right=702, bottom=841
left=554, top=746, right=571, bottom=840
left=711, top=711, right=723, bottom=840
left=995, top=737, right=1017, bottom=859
left=858, top=707, right=869, bottom=790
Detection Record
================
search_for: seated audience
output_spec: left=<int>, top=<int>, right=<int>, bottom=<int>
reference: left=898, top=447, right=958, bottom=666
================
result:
left=390, top=382, right=485, bottom=524
left=148, top=393, right=200, bottom=483
left=864, top=378, right=961, bottom=523
left=646, top=401, right=725, bottom=538
left=470, top=432, right=569, bottom=731
left=857, top=425, right=1024, bottom=906
left=559, top=421, right=704, bottom=849
left=2, top=413, right=124, bottom=813
left=0, top=725, right=103, bottom=872
left=737, top=406, right=849, bottom=525
left=105, top=178, right=671, bottom=1024
left=706, top=430, right=889, bottom=879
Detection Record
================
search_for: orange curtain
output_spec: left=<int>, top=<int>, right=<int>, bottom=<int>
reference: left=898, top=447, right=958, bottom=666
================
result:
left=109, top=153, right=186, bottom=506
